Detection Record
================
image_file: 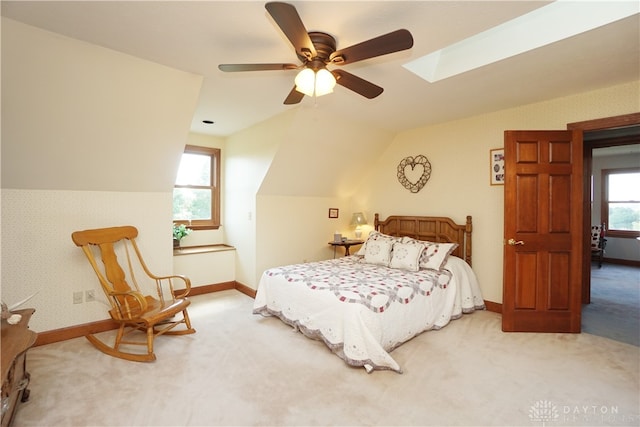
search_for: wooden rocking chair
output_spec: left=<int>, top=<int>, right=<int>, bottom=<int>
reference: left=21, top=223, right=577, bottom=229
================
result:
left=71, top=226, right=195, bottom=362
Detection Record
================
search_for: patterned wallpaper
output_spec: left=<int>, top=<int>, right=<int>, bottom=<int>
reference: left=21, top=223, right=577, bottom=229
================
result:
left=0, top=189, right=173, bottom=332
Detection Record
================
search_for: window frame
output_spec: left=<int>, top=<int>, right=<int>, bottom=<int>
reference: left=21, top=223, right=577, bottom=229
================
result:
left=173, top=145, right=221, bottom=230
left=600, top=167, right=640, bottom=239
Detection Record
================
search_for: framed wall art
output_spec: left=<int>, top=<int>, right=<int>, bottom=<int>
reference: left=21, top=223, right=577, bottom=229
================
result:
left=397, top=154, right=431, bottom=193
left=490, top=148, right=505, bottom=186
left=328, top=208, right=339, bottom=218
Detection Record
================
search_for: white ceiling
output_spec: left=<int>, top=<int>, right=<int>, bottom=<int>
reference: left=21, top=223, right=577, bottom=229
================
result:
left=2, top=1, right=638, bottom=137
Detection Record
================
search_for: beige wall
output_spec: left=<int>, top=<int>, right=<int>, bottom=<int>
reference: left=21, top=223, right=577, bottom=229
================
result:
left=1, top=190, right=173, bottom=332
left=353, top=81, right=640, bottom=304
left=224, top=112, right=292, bottom=286
left=212, top=81, right=640, bottom=304
left=226, top=107, right=396, bottom=287
left=256, top=195, right=348, bottom=278
left=226, top=81, right=639, bottom=302
left=1, top=18, right=202, bottom=332
left=2, top=16, right=638, bottom=334
left=1, top=18, right=202, bottom=192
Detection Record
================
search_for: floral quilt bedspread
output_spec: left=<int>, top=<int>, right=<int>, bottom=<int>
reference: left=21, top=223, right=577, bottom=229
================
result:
left=253, top=256, right=484, bottom=373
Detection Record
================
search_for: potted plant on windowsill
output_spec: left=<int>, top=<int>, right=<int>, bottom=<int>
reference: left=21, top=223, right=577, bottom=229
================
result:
left=173, top=223, right=192, bottom=249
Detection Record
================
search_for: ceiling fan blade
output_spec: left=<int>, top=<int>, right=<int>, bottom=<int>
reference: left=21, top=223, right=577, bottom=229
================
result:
left=219, top=63, right=298, bottom=72
left=265, top=2, right=317, bottom=60
left=283, top=86, right=304, bottom=105
left=330, top=29, right=413, bottom=65
left=332, top=69, right=383, bottom=99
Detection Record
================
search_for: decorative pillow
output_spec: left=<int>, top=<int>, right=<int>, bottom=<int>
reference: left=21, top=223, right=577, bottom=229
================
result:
left=356, top=231, right=400, bottom=256
left=401, top=236, right=458, bottom=271
left=363, top=238, right=394, bottom=267
left=389, top=241, right=425, bottom=271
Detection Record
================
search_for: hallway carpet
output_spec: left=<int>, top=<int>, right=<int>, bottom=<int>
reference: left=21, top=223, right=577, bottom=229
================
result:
left=582, top=263, right=640, bottom=347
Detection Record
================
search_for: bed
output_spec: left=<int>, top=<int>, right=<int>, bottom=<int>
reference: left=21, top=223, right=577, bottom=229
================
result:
left=253, top=214, right=485, bottom=373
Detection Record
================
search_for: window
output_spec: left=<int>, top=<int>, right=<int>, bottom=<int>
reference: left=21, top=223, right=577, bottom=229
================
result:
left=601, top=168, right=640, bottom=238
left=173, top=145, right=220, bottom=230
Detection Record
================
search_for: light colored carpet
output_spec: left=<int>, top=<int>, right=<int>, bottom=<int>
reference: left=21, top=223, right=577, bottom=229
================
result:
left=14, top=290, right=640, bottom=427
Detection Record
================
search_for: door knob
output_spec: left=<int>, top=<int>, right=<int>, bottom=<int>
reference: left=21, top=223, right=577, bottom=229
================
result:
left=508, top=238, right=525, bottom=246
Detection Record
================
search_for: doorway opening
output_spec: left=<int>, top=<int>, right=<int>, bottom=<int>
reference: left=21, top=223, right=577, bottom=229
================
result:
left=570, top=114, right=640, bottom=345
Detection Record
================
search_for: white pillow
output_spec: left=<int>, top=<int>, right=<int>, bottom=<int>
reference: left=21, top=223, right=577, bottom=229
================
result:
left=401, top=236, right=458, bottom=271
left=363, top=238, right=394, bottom=267
left=356, top=231, right=400, bottom=256
left=389, top=241, right=425, bottom=271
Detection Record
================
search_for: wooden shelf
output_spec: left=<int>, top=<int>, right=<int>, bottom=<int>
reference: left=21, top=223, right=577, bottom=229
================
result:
left=173, top=244, right=235, bottom=256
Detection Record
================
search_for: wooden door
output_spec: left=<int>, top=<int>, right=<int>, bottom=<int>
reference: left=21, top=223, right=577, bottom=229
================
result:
left=502, top=130, right=583, bottom=332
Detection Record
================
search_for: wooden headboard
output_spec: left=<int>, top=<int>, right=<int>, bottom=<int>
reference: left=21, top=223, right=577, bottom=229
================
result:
left=374, top=214, right=473, bottom=266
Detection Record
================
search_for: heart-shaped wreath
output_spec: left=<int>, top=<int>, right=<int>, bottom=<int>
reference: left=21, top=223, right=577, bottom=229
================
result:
left=397, top=155, right=432, bottom=193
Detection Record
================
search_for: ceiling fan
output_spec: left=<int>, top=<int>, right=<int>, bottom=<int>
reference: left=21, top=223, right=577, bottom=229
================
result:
left=218, top=2, right=414, bottom=105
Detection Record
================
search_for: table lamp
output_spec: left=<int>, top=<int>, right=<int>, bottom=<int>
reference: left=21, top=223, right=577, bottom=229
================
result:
left=350, top=212, right=368, bottom=239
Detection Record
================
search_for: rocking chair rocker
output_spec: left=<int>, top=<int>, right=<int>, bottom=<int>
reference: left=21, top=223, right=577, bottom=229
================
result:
left=71, top=226, right=195, bottom=362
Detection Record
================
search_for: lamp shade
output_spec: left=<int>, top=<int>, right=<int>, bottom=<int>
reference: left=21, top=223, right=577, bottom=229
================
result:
left=314, top=68, right=336, bottom=96
left=294, top=68, right=315, bottom=97
left=350, top=212, right=368, bottom=226
left=294, top=67, right=336, bottom=97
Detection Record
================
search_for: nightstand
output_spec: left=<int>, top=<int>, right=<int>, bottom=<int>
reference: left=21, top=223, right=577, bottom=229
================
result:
left=328, top=240, right=364, bottom=257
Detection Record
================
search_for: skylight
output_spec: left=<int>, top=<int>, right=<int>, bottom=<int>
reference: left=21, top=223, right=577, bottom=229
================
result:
left=403, top=0, right=640, bottom=83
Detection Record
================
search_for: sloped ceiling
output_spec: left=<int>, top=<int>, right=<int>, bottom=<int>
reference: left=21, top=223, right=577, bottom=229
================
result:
left=1, top=18, right=202, bottom=192
left=258, top=106, right=394, bottom=198
left=2, top=1, right=638, bottom=138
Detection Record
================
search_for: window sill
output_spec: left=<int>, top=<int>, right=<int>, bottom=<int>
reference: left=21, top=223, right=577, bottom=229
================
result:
left=606, top=231, right=640, bottom=239
left=173, top=244, right=235, bottom=256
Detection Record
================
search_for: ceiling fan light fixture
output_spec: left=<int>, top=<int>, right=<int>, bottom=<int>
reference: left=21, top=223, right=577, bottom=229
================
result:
left=314, top=68, right=336, bottom=96
left=294, top=67, right=336, bottom=98
left=220, top=4, right=414, bottom=104
left=294, top=68, right=316, bottom=97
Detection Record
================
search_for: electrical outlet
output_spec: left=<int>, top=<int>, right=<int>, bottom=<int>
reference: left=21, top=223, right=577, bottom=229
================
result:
left=73, top=291, right=83, bottom=304
left=85, top=289, right=95, bottom=302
